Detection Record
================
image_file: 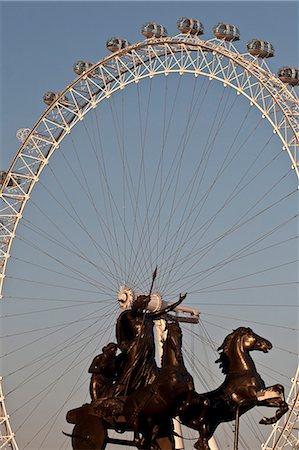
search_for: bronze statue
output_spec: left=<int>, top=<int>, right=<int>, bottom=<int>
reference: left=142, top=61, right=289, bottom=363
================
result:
left=114, top=292, right=187, bottom=396
left=123, top=320, right=197, bottom=449
left=88, top=343, right=118, bottom=401
left=66, top=291, right=188, bottom=450
left=179, top=327, right=288, bottom=450
left=65, top=275, right=288, bottom=450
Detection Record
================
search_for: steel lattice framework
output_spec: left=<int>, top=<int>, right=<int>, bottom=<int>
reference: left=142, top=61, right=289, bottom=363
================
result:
left=262, top=364, right=299, bottom=450
left=0, top=378, right=18, bottom=450
left=0, top=34, right=298, bottom=449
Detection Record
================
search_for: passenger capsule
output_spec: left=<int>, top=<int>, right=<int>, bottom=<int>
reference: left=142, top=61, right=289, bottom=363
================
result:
left=106, top=37, right=130, bottom=52
left=177, top=17, right=204, bottom=35
left=0, top=171, right=14, bottom=187
left=43, top=91, right=59, bottom=105
left=246, top=39, right=274, bottom=58
left=277, top=67, right=299, bottom=86
left=73, top=60, right=93, bottom=75
left=16, top=128, right=31, bottom=143
left=43, top=92, right=69, bottom=106
left=141, top=23, right=168, bottom=38
left=213, top=23, right=240, bottom=41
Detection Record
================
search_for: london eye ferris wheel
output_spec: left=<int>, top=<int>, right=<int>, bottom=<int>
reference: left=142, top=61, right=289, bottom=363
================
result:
left=0, top=3, right=298, bottom=450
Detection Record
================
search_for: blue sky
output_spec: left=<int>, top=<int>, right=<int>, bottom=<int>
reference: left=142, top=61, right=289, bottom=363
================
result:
left=0, top=2, right=298, bottom=450
left=1, top=1, right=298, bottom=168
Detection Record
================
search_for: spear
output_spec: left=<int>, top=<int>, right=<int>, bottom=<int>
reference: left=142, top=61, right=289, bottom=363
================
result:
left=148, top=266, right=157, bottom=298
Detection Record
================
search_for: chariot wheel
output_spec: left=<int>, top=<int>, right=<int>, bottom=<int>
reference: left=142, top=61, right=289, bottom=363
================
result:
left=72, top=416, right=107, bottom=450
left=0, top=13, right=298, bottom=450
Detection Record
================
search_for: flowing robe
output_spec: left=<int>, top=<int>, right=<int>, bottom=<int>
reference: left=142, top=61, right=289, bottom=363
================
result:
left=115, top=301, right=158, bottom=395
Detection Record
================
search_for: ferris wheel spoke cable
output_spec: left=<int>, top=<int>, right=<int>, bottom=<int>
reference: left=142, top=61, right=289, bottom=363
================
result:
left=3, top=319, right=115, bottom=387
left=160, top=85, right=238, bottom=290
left=15, top=325, right=103, bottom=447
left=165, top=206, right=296, bottom=299
left=79, top=112, right=149, bottom=288
left=110, top=84, right=154, bottom=285
left=159, top=118, right=278, bottom=291
left=69, top=127, right=123, bottom=282
left=130, top=75, right=212, bottom=284
left=195, top=281, right=298, bottom=294
left=167, top=218, right=297, bottom=294
left=135, top=82, right=156, bottom=278
left=0, top=310, right=112, bottom=337
left=124, top=79, right=187, bottom=283
left=62, top=120, right=144, bottom=286
left=92, top=107, right=127, bottom=282
left=188, top=249, right=297, bottom=293
left=203, top=311, right=298, bottom=333
left=150, top=104, right=262, bottom=290
left=126, top=76, right=206, bottom=284
left=3, top=302, right=116, bottom=360
left=158, top=136, right=277, bottom=282
left=5, top=309, right=116, bottom=385
left=15, top=199, right=126, bottom=289
left=36, top=320, right=116, bottom=449
left=17, top=199, right=118, bottom=288
left=150, top=76, right=207, bottom=280
left=11, top=246, right=112, bottom=293
left=156, top=76, right=201, bottom=288
left=177, top=189, right=297, bottom=293
left=10, top=308, right=116, bottom=428
left=183, top=239, right=298, bottom=296
left=257, top=362, right=293, bottom=385
left=33, top=182, right=120, bottom=289
left=19, top=216, right=112, bottom=282
left=0, top=300, right=108, bottom=319
left=81, top=119, right=125, bottom=283
left=44, top=164, right=123, bottom=286
left=12, top=222, right=120, bottom=292
left=59, top=137, right=125, bottom=286
left=158, top=81, right=221, bottom=277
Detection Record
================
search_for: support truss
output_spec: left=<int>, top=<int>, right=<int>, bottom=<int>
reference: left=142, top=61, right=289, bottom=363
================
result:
left=262, top=364, right=299, bottom=449
left=0, top=378, right=19, bottom=450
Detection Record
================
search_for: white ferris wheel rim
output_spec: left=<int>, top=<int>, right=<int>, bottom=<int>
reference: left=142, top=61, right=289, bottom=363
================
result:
left=0, top=35, right=298, bottom=296
left=0, top=34, right=298, bottom=450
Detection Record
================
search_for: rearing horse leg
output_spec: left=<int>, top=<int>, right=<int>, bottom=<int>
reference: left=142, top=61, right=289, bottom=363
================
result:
left=259, top=400, right=288, bottom=425
left=257, top=385, right=288, bottom=425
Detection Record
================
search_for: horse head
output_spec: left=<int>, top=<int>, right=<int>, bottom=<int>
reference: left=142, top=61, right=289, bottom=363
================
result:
left=161, top=321, right=183, bottom=366
left=216, top=327, right=272, bottom=374
left=234, top=327, right=272, bottom=353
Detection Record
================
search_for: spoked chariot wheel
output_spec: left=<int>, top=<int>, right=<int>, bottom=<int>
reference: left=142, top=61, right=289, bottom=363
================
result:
left=0, top=15, right=298, bottom=450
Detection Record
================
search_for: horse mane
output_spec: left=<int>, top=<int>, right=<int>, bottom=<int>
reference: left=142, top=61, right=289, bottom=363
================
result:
left=215, top=328, right=249, bottom=374
left=161, top=320, right=183, bottom=364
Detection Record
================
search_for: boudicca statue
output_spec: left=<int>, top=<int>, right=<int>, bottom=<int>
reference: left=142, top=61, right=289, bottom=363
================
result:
left=65, top=281, right=288, bottom=450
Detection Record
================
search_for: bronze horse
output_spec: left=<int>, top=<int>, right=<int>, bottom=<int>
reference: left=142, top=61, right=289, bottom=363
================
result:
left=124, top=320, right=197, bottom=450
left=179, top=327, right=288, bottom=450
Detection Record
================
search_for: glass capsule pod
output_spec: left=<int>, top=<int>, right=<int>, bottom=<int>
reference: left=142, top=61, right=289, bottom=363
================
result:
left=73, top=60, right=93, bottom=75
left=0, top=171, right=14, bottom=187
left=106, top=37, right=130, bottom=52
left=277, top=67, right=299, bottom=86
left=43, top=92, right=68, bottom=106
left=141, top=23, right=168, bottom=38
left=212, top=23, right=240, bottom=41
left=43, top=91, right=59, bottom=105
left=246, top=39, right=274, bottom=58
left=176, top=17, right=204, bottom=35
